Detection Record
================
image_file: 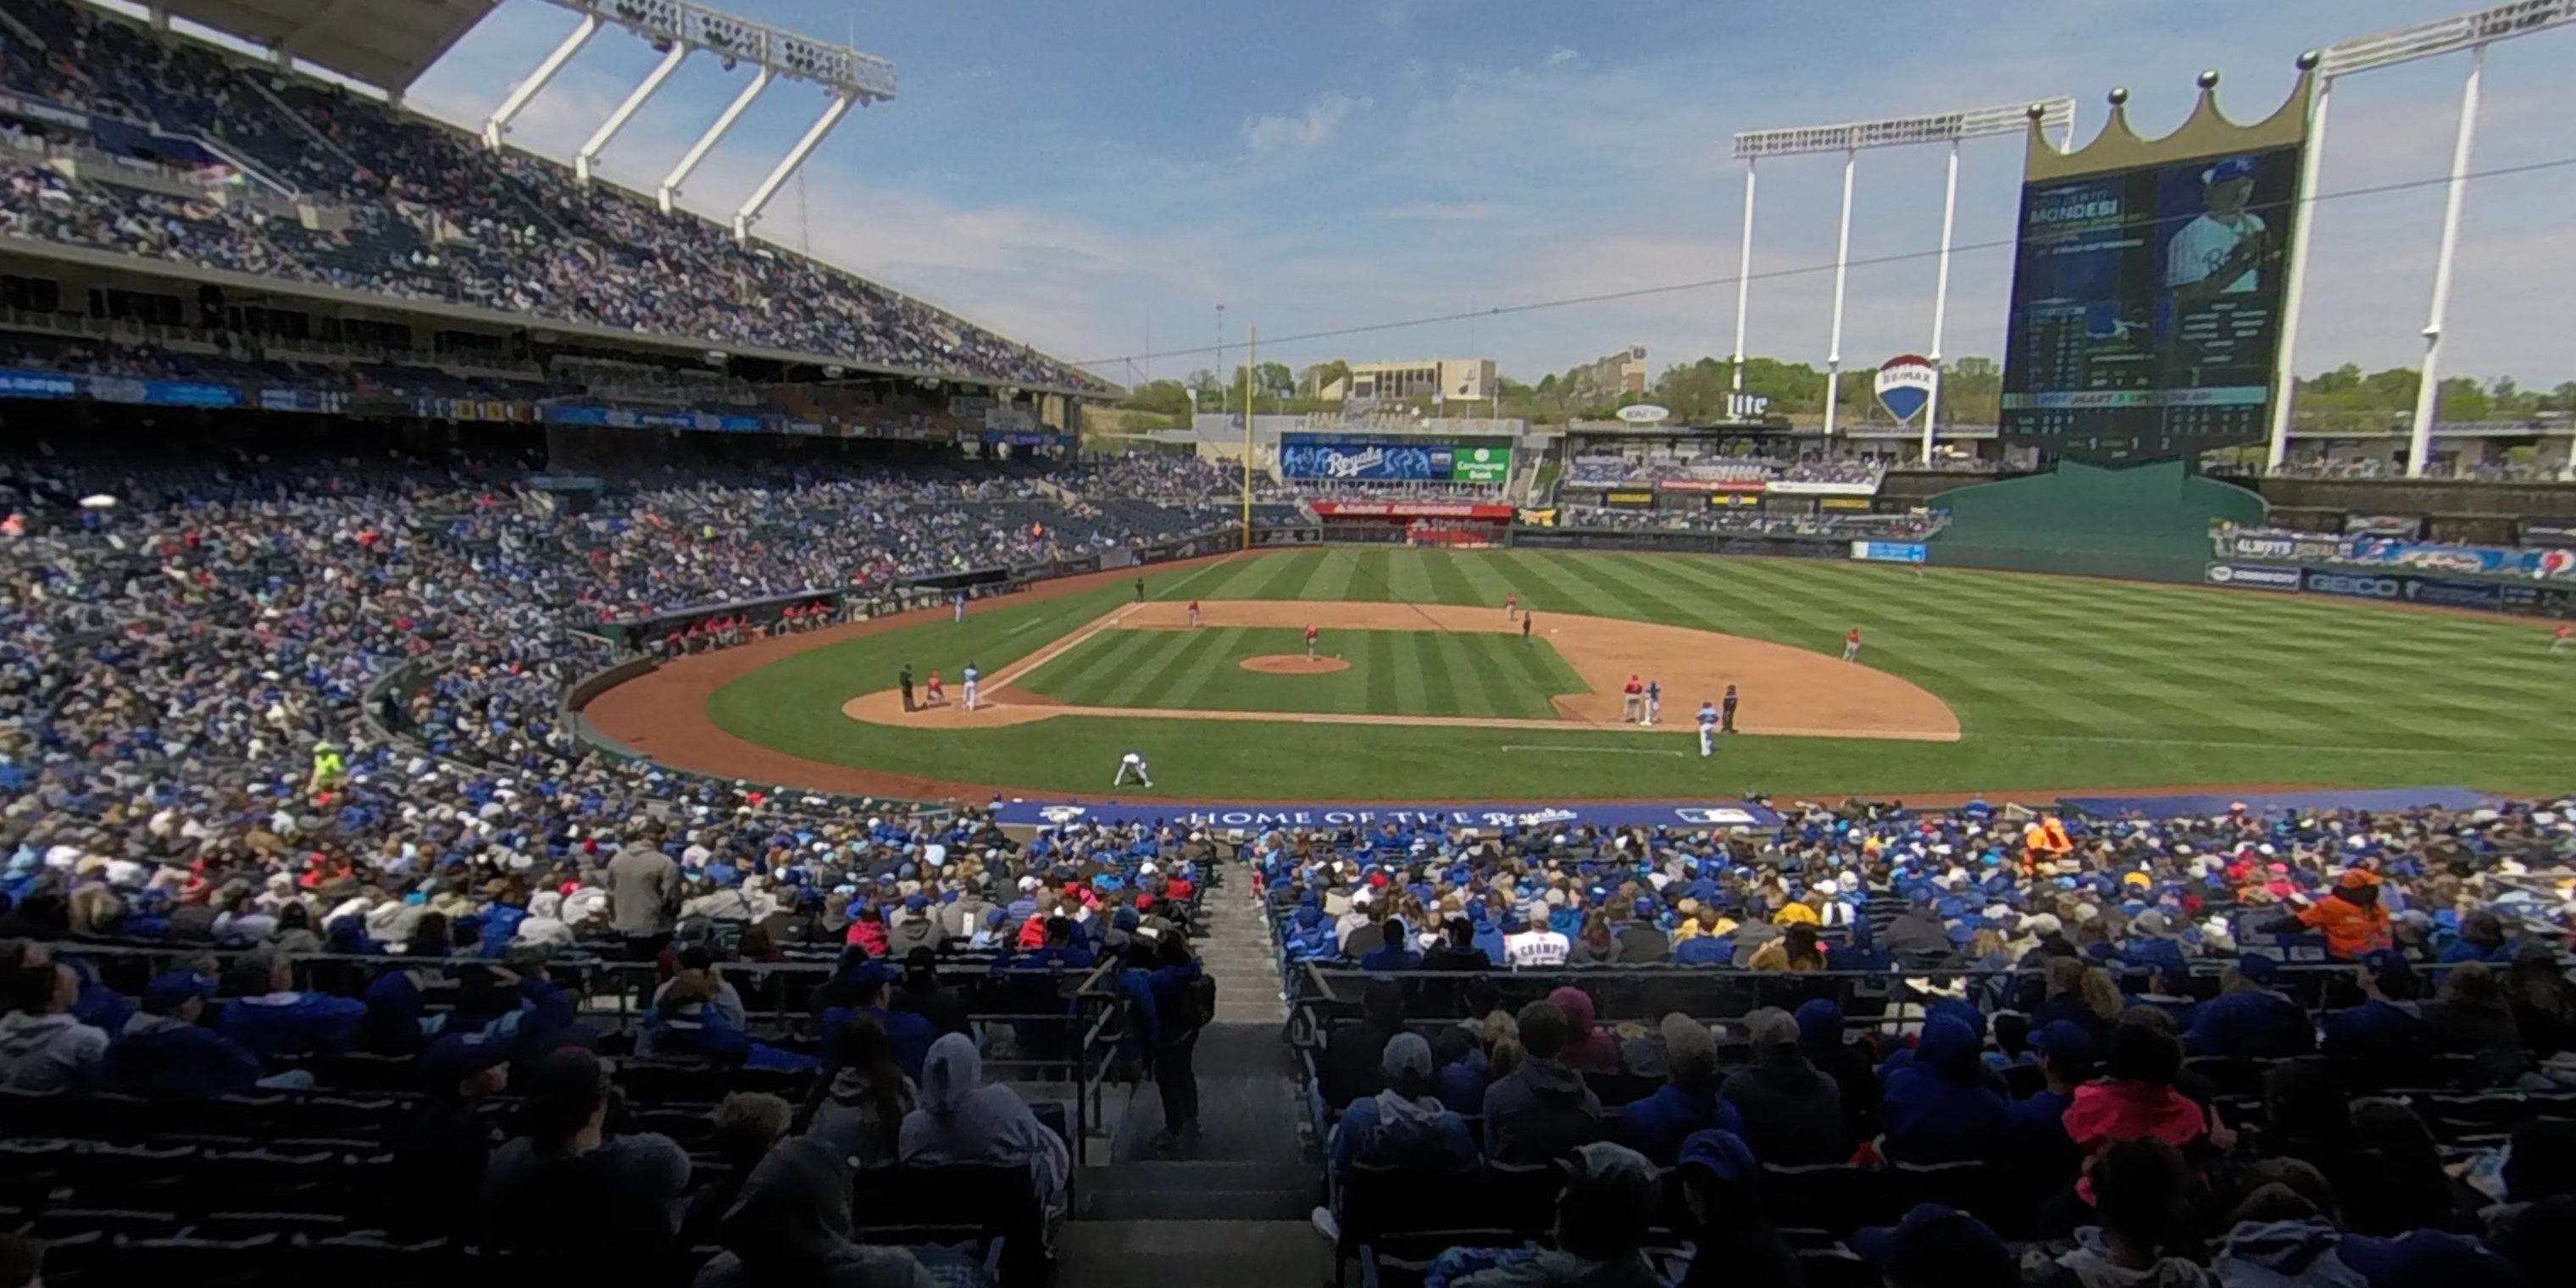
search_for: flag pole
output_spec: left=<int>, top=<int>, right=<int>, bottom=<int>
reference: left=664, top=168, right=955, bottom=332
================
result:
left=1241, top=326, right=1257, bottom=549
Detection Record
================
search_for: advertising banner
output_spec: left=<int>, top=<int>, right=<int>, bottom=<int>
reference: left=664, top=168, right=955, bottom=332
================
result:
left=1706, top=493, right=1762, bottom=508
left=1764, top=480, right=1881, bottom=497
left=1852, top=541, right=1929, bottom=564
left=1307, top=501, right=1513, bottom=520
left=1655, top=478, right=1768, bottom=493
left=2203, top=562, right=2302, bottom=591
left=0, top=368, right=80, bottom=400
left=1604, top=491, right=1657, bottom=508
left=2342, top=514, right=2422, bottom=537
left=2215, top=530, right=2345, bottom=563
left=2400, top=575, right=2504, bottom=611
left=0, top=90, right=91, bottom=131
left=991, top=798, right=1781, bottom=832
left=2301, top=569, right=2406, bottom=601
left=1818, top=497, right=1874, bottom=511
left=1517, top=508, right=1557, bottom=527
left=2518, top=520, right=2576, bottom=549
left=1277, top=436, right=1472, bottom=481
left=2221, top=525, right=2576, bottom=580
left=1449, top=444, right=1513, bottom=483
left=85, top=376, right=238, bottom=408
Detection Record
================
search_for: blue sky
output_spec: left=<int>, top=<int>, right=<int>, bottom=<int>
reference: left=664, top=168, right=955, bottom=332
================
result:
left=400, top=0, right=2574, bottom=388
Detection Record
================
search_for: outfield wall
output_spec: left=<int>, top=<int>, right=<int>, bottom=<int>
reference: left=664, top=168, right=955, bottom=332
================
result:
left=1924, top=461, right=2265, bottom=584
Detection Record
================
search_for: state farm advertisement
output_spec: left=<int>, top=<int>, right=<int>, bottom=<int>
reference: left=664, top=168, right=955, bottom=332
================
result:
left=1310, top=501, right=1514, bottom=519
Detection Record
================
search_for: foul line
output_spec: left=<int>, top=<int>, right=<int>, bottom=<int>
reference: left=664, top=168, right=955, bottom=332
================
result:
left=988, top=558, right=1241, bottom=691
left=1502, top=743, right=1687, bottom=757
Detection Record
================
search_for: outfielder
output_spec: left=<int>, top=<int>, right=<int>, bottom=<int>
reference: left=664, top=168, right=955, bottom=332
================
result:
left=1697, top=701, right=1718, bottom=757
left=1643, top=680, right=1662, bottom=727
left=962, top=659, right=980, bottom=711
left=1504, top=591, right=1518, bottom=621
left=1842, top=626, right=1863, bottom=663
left=1187, top=598, right=1202, bottom=626
left=2555, top=624, right=2572, bottom=654
left=1113, top=751, right=1153, bottom=787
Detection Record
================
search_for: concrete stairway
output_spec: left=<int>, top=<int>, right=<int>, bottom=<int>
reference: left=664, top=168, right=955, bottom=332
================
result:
left=1062, top=864, right=1324, bottom=1286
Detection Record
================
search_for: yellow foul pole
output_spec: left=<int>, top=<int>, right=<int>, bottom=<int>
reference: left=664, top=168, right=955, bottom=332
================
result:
left=1241, top=325, right=1257, bottom=550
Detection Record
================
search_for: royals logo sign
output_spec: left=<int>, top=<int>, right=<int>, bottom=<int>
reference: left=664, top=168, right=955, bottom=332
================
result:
left=1874, top=355, right=1938, bottom=425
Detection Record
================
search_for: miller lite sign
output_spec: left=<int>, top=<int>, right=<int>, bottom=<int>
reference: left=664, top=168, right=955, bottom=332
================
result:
left=1874, top=354, right=1938, bottom=425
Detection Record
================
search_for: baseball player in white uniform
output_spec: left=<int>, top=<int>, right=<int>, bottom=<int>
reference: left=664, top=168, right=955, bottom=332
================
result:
left=961, top=660, right=980, bottom=712
left=1113, top=752, right=1152, bottom=788
left=1697, top=701, right=1718, bottom=757
left=2165, top=155, right=2268, bottom=302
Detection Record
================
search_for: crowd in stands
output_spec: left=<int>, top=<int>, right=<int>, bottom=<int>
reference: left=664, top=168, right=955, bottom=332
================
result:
left=1563, top=455, right=1887, bottom=490
left=0, top=0, right=1102, bottom=391
left=1556, top=506, right=1945, bottom=539
left=2240, top=458, right=2576, bottom=483
left=1258, top=796, right=2576, bottom=1286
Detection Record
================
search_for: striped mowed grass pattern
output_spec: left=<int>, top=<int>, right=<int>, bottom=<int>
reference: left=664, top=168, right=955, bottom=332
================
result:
left=1018, top=626, right=1587, bottom=719
left=1163, top=547, right=2576, bottom=758
left=706, top=547, right=2576, bottom=797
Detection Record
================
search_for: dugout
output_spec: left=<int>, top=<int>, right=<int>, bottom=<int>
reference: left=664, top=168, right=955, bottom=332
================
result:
left=1924, top=458, right=2265, bottom=583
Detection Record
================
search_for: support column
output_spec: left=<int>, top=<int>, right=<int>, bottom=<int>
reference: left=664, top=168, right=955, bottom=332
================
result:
left=659, top=69, right=772, bottom=215
left=2405, top=46, right=2483, bottom=480
left=580, top=42, right=689, bottom=186
left=734, top=93, right=854, bottom=241
left=1729, top=158, right=1756, bottom=391
left=2268, top=74, right=2330, bottom=470
left=483, top=14, right=598, bottom=149
left=1821, top=148, right=1855, bottom=441
left=1923, top=140, right=1959, bottom=464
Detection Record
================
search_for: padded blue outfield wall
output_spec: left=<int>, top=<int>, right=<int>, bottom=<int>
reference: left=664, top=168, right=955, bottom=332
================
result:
left=1924, top=458, right=2267, bottom=584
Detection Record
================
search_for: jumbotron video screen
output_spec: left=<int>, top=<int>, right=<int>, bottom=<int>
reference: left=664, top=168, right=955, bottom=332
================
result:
left=1999, top=145, right=2300, bottom=461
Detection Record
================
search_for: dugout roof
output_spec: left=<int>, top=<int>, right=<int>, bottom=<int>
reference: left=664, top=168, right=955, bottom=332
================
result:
left=158, top=0, right=497, bottom=92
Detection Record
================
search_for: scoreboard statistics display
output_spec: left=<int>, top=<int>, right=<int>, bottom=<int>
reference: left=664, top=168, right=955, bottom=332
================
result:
left=2000, top=144, right=2300, bottom=460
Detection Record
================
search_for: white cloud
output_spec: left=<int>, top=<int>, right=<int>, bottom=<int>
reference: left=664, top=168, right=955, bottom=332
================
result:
left=1544, top=47, right=1579, bottom=68
left=1240, top=92, right=1366, bottom=153
left=1374, top=200, right=1513, bottom=222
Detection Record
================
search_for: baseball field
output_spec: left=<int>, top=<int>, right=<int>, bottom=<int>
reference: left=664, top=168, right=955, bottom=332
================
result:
left=583, top=547, right=2576, bottom=802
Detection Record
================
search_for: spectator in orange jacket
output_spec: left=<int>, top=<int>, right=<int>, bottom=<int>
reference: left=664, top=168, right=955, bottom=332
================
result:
left=2261, top=869, right=2394, bottom=960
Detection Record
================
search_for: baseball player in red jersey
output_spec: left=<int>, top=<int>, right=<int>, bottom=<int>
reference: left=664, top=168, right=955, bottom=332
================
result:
left=1620, top=674, right=1644, bottom=723
left=924, top=669, right=945, bottom=704
left=1187, top=598, right=1201, bottom=626
left=1505, top=591, right=1518, bottom=621
left=1305, top=623, right=1319, bottom=659
left=2555, top=623, right=2572, bottom=654
left=1843, top=627, right=1863, bottom=662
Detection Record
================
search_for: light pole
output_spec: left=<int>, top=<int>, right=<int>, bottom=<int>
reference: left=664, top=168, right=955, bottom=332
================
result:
left=1215, top=303, right=1226, bottom=399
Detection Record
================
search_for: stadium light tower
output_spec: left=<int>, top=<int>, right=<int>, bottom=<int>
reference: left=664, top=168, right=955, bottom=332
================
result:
left=2266, top=2, right=2576, bottom=477
left=1730, top=100, right=2075, bottom=460
left=486, top=0, right=897, bottom=241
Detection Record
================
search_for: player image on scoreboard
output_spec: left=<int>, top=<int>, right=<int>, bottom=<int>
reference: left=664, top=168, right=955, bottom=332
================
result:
left=2151, top=150, right=2295, bottom=443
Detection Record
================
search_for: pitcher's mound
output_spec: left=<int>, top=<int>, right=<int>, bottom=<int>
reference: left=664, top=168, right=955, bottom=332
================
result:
left=1241, top=653, right=1348, bottom=675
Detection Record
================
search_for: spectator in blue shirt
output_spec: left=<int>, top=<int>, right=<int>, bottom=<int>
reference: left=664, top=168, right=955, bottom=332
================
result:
left=1358, top=918, right=1422, bottom=972
left=2322, top=950, right=2427, bottom=1068
left=2001, top=1019, right=2093, bottom=1171
left=817, top=960, right=934, bottom=1083
left=1620, top=1013, right=1743, bottom=1165
left=111, top=969, right=313, bottom=1098
left=2185, top=954, right=2317, bottom=1059
left=214, top=947, right=364, bottom=1059
left=2439, top=911, right=2516, bottom=963
left=1312, top=1031, right=1476, bottom=1240
left=1879, top=1015, right=2007, bottom=1164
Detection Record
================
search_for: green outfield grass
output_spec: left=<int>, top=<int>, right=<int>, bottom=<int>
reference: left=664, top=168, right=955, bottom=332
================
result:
left=1017, top=626, right=1586, bottom=718
left=702, top=548, right=2576, bottom=799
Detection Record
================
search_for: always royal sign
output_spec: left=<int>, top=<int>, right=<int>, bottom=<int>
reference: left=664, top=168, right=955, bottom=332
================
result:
left=991, top=798, right=1783, bottom=831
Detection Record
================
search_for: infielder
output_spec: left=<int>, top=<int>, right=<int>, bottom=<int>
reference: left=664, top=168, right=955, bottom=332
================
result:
left=2555, top=623, right=2572, bottom=654
left=962, top=659, right=980, bottom=711
left=1186, top=597, right=1202, bottom=626
left=1842, top=626, right=1863, bottom=663
left=1619, top=674, right=1644, bottom=723
left=1113, top=751, right=1153, bottom=787
left=1643, top=680, right=1662, bottom=726
left=1697, top=701, right=1718, bottom=756
left=1504, top=591, right=1518, bottom=621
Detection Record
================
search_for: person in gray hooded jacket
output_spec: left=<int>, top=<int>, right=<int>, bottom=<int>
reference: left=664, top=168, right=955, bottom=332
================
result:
left=1480, top=999, right=1603, bottom=1165
left=693, top=1136, right=940, bottom=1288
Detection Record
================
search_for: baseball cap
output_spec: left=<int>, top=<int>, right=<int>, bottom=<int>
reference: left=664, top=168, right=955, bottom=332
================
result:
left=2030, top=1019, right=2096, bottom=1066
left=1559, top=1141, right=1661, bottom=1213
left=1853, top=1203, right=2015, bottom=1288
left=1673, top=1129, right=1758, bottom=1188
left=141, top=970, right=217, bottom=1014
left=2235, top=952, right=2282, bottom=985
left=1380, top=1032, right=1435, bottom=1083
left=1632, top=897, right=1657, bottom=920
left=2204, top=155, right=2258, bottom=184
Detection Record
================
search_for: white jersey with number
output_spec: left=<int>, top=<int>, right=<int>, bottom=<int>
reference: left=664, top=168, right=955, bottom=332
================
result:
left=1503, top=930, right=1569, bottom=969
left=2164, top=212, right=2265, bottom=294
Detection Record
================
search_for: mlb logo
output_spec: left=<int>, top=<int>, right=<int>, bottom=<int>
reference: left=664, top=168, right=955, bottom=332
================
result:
left=1874, top=355, right=1939, bottom=425
left=1039, top=805, right=1089, bottom=824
